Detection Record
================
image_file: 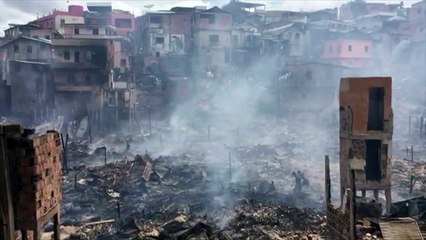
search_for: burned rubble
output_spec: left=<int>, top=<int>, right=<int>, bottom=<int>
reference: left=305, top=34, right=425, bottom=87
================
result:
left=59, top=144, right=327, bottom=240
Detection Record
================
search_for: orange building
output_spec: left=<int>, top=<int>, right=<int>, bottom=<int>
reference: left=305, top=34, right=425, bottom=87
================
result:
left=339, top=77, right=393, bottom=213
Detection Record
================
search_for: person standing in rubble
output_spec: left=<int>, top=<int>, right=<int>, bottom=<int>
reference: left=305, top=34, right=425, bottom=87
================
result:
left=297, top=170, right=309, bottom=187
left=292, top=171, right=302, bottom=193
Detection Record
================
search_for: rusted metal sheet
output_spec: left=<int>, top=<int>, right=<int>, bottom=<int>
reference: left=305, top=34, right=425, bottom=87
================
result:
left=379, top=218, right=423, bottom=240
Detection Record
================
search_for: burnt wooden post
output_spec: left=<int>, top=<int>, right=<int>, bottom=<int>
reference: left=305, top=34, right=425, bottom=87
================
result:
left=0, top=126, right=16, bottom=240
left=229, top=152, right=232, bottom=181
left=74, top=173, right=77, bottom=189
left=117, top=200, right=121, bottom=219
left=410, top=175, right=415, bottom=194
left=350, top=169, right=357, bottom=240
left=148, top=108, right=152, bottom=135
left=53, top=212, right=60, bottom=240
left=88, top=112, right=92, bottom=144
left=103, top=147, right=107, bottom=166
left=411, top=145, right=414, bottom=162
left=21, top=230, right=27, bottom=240
left=60, top=133, right=69, bottom=172
left=208, top=125, right=211, bottom=142
left=325, top=155, right=331, bottom=209
left=409, top=115, right=412, bottom=138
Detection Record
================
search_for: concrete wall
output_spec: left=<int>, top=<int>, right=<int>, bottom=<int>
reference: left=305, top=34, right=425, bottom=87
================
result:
left=0, top=38, right=52, bottom=85
left=63, top=25, right=110, bottom=37
left=9, top=61, right=54, bottom=121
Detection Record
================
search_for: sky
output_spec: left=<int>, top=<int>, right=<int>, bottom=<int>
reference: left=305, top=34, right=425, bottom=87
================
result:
left=0, top=0, right=419, bottom=34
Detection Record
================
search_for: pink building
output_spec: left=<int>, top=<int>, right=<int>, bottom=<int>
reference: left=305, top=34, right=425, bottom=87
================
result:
left=323, top=39, right=373, bottom=68
left=35, top=5, right=85, bottom=34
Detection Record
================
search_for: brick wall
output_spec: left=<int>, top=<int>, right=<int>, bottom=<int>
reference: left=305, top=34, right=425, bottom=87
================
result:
left=4, top=127, right=62, bottom=228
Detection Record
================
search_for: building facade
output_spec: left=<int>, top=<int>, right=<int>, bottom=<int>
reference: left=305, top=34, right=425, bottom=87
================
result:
left=9, top=60, right=54, bottom=123
left=339, top=77, right=393, bottom=213
left=35, top=5, right=85, bottom=35
left=193, top=7, right=233, bottom=74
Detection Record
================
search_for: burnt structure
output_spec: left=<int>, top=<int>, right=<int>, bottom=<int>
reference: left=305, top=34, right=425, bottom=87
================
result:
left=0, top=125, right=62, bottom=240
left=339, top=77, right=393, bottom=212
left=9, top=60, right=55, bottom=124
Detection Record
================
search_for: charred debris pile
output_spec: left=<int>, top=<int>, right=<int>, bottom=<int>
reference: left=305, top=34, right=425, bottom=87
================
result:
left=59, top=146, right=326, bottom=240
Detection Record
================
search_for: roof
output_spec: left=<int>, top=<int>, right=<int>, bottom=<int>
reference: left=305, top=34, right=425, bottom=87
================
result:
left=201, top=6, right=229, bottom=14
left=0, top=36, right=51, bottom=48
left=379, top=218, right=423, bottom=240
left=263, top=22, right=306, bottom=37
left=170, top=7, right=196, bottom=13
left=231, top=1, right=265, bottom=8
left=286, top=61, right=353, bottom=69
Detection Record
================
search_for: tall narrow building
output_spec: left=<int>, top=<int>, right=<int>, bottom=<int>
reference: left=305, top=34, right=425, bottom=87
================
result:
left=339, top=77, right=393, bottom=212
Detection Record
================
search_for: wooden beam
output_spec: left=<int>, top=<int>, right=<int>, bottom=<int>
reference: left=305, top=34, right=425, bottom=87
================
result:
left=0, top=126, right=18, bottom=240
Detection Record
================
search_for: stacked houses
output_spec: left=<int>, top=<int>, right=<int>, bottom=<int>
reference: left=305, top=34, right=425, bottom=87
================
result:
left=0, top=0, right=424, bottom=135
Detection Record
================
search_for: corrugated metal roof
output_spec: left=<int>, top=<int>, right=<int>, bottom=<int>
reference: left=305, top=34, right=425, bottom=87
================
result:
left=380, top=218, right=423, bottom=240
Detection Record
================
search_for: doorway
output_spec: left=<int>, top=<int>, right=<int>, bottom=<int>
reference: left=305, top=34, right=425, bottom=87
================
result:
left=365, top=140, right=381, bottom=181
left=368, top=87, right=384, bottom=130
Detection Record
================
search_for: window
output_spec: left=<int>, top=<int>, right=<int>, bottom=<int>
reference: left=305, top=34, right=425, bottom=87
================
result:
left=368, top=87, right=384, bottom=130
left=418, top=8, right=422, bottom=14
left=45, top=35, right=50, bottom=40
left=86, top=50, right=92, bottom=60
left=27, top=45, right=32, bottom=54
left=74, top=28, right=80, bottom=34
left=13, top=44, right=19, bottom=53
left=155, top=37, right=164, bottom=44
left=85, top=75, right=91, bottom=84
left=60, top=19, right=65, bottom=27
left=209, top=34, right=219, bottom=45
left=74, top=51, right=80, bottom=63
left=200, top=14, right=215, bottom=24
left=150, top=16, right=162, bottom=24
left=306, top=70, right=312, bottom=80
left=32, top=36, right=39, bottom=39
left=295, top=33, right=300, bottom=40
left=364, top=45, right=369, bottom=52
left=156, top=52, right=160, bottom=58
left=67, top=73, right=75, bottom=83
left=120, top=59, right=127, bottom=67
left=93, top=28, right=99, bottom=35
left=348, top=45, right=352, bottom=52
left=64, top=50, right=70, bottom=60
left=115, top=19, right=132, bottom=28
